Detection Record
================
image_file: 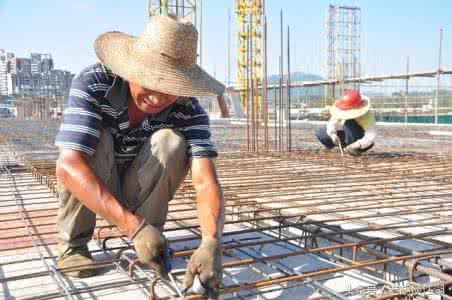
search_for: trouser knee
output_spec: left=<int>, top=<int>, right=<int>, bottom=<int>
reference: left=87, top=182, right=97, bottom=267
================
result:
left=316, top=127, right=335, bottom=149
left=122, top=129, right=188, bottom=230
left=56, top=128, right=118, bottom=251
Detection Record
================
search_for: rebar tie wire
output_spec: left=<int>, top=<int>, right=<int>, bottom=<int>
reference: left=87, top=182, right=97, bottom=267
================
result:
left=98, top=228, right=184, bottom=300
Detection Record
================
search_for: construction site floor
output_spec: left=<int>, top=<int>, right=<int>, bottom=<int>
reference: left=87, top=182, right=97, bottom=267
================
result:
left=1, top=119, right=452, bottom=300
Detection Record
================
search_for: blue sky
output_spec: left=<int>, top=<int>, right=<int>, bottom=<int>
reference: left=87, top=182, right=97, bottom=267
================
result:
left=1, top=0, right=451, bottom=83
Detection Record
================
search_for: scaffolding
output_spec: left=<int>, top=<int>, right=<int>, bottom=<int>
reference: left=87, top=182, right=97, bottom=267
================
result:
left=326, top=5, right=361, bottom=100
left=148, top=0, right=197, bottom=20
left=235, top=0, right=263, bottom=112
left=235, top=0, right=264, bottom=152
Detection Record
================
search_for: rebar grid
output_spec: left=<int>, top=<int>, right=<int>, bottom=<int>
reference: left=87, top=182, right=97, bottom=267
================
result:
left=1, top=120, right=452, bottom=299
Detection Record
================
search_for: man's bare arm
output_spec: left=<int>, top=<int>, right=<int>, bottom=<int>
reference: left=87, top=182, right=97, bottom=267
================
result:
left=190, top=157, right=224, bottom=239
left=56, top=149, right=141, bottom=236
left=183, top=157, right=224, bottom=294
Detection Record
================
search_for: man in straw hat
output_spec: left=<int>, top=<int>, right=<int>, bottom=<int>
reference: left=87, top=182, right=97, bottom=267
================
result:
left=54, top=15, right=224, bottom=297
left=316, top=90, right=377, bottom=156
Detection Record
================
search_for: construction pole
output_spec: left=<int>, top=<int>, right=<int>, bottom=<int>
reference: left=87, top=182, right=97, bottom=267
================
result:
left=263, top=13, right=268, bottom=151
left=278, top=58, right=282, bottom=151
left=435, top=28, right=443, bottom=125
left=279, top=10, right=284, bottom=151
left=287, top=25, right=291, bottom=151
left=246, top=24, right=251, bottom=152
left=250, top=12, right=255, bottom=152
left=405, top=56, right=409, bottom=126
left=274, top=86, right=277, bottom=150
left=161, top=0, right=169, bottom=15
left=199, top=0, right=203, bottom=68
left=227, top=8, right=231, bottom=85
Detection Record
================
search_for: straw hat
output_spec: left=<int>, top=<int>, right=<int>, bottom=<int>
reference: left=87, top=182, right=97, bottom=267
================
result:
left=94, top=15, right=225, bottom=97
left=330, top=90, right=371, bottom=120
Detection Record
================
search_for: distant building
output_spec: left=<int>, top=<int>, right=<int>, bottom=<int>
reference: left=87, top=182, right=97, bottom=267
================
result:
left=7, top=73, right=17, bottom=95
left=16, top=58, right=32, bottom=94
left=0, top=50, right=7, bottom=95
left=41, top=54, right=54, bottom=73
left=30, top=53, right=41, bottom=75
left=7, top=53, right=16, bottom=75
left=5, top=52, right=74, bottom=98
left=16, top=57, right=31, bottom=74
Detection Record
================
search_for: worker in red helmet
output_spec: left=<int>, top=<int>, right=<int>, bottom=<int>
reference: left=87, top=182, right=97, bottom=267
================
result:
left=316, top=90, right=376, bottom=156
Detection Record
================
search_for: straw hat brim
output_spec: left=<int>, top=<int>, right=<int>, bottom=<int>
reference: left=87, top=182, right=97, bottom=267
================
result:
left=95, top=32, right=225, bottom=97
left=330, top=96, right=371, bottom=120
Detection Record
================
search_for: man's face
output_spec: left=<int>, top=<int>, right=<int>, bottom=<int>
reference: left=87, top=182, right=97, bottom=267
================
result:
left=129, top=82, right=178, bottom=114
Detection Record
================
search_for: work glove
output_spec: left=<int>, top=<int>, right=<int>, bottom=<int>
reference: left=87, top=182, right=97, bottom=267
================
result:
left=183, top=237, right=223, bottom=299
left=345, top=142, right=362, bottom=156
left=130, top=220, right=171, bottom=278
left=329, top=132, right=341, bottom=146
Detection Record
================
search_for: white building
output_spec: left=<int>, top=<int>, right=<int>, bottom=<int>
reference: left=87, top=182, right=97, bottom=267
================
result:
left=7, top=73, right=17, bottom=95
left=0, top=50, right=7, bottom=96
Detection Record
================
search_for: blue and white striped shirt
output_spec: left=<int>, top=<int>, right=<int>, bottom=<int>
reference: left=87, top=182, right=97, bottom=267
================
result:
left=55, top=64, right=217, bottom=162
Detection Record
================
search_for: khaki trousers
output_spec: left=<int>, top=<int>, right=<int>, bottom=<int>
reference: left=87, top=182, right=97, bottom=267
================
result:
left=56, top=128, right=188, bottom=254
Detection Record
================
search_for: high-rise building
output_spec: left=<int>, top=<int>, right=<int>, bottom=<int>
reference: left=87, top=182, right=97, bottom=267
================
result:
left=30, top=53, right=42, bottom=74
left=16, top=58, right=31, bottom=74
left=7, top=73, right=17, bottom=95
left=2, top=51, right=73, bottom=98
left=41, top=54, right=53, bottom=73
left=16, top=58, right=32, bottom=95
left=0, top=50, right=8, bottom=96
left=7, top=53, right=16, bottom=75
left=5, top=53, right=17, bottom=95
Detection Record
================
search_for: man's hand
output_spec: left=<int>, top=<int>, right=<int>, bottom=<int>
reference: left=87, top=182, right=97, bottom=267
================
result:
left=345, top=142, right=362, bottom=156
left=183, top=237, right=222, bottom=298
left=329, top=132, right=341, bottom=145
left=131, top=220, right=171, bottom=278
left=187, top=158, right=224, bottom=298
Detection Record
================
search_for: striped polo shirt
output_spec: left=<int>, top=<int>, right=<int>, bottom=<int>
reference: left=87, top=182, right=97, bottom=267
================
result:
left=55, top=63, right=217, bottom=162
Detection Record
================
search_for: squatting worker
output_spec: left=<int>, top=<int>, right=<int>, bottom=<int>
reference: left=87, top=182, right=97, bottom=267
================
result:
left=316, top=90, right=376, bottom=156
left=54, top=15, right=225, bottom=297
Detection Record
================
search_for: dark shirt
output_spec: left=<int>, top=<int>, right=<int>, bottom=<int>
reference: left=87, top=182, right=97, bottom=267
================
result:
left=55, top=64, right=217, bottom=163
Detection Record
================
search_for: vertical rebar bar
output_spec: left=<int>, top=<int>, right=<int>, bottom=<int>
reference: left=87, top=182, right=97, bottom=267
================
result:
left=279, top=10, right=284, bottom=151
left=279, top=58, right=283, bottom=151
left=263, top=14, right=268, bottom=151
left=274, top=86, right=277, bottom=150
left=250, top=12, right=255, bottom=152
left=287, top=25, right=291, bottom=151
left=405, top=56, right=409, bottom=126
left=246, top=24, right=250, bottom=152
left=199, top=0, right=203, bottom=68
left=227, top=8, right=231, bottom=85
left=435, top=28, right=443, bottom=125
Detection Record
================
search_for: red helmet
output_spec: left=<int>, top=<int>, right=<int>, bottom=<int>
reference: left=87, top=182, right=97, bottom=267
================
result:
left=335, top=90, right=363, bottom=110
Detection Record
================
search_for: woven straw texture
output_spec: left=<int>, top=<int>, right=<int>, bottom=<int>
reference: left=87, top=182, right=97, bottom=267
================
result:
left=94, top=15, right=225, bottom=97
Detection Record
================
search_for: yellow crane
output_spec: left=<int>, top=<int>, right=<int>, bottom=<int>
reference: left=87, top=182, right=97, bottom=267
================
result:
left=235, top=0, right=263, bottom=114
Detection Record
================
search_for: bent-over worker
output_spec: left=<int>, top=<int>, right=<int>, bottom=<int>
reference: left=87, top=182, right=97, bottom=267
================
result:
left=316, top=90, right=376, bottom=156
left=54, top=15, right=225, bottom=298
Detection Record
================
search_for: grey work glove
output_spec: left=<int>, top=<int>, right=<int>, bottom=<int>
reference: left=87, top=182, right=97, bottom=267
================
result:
left=183, top=238, right=223, bottom=299
left=345, top=143, right=362, bottom=156
left=329, top=132, right=341, bottom=146
left=131, top=220, right=171, bottom=278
